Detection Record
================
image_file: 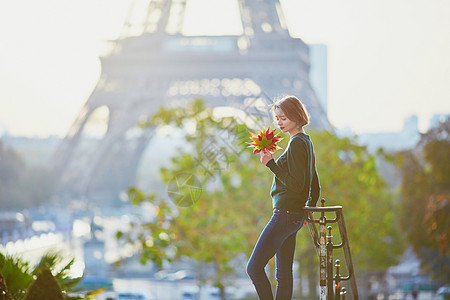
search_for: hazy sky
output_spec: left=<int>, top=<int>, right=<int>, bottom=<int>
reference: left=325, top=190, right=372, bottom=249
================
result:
left=0, top=0, right=449, bottom=137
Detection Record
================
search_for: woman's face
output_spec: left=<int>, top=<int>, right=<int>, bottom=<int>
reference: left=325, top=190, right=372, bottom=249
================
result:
left=274, top=107, right=297, bottom=134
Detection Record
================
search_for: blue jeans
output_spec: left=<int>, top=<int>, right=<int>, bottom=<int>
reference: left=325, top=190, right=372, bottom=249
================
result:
left=247, top=208, right=306, bottom=300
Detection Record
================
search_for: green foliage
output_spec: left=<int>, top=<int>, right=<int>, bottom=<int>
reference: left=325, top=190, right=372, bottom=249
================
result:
left=0, top=252, right=32, bottom=299
left=0, top=140, right=55, bottom=209
left=33, top=252, right=82, bottom=293
left=25, top=269, right=63, bottom=300
left=0, top=251, right=86, bottom=300
left=0, top=270, right=13, bottom=300
left=310, top=130, right=404, bottom=271
left=397, top=118, right=449, bottom=281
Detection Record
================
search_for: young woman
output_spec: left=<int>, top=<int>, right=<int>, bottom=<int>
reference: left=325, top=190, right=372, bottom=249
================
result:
left=246, top=95, right=321, bottom=299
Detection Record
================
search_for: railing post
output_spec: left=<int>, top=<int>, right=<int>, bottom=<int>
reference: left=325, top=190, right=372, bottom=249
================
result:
left=335, top=259, right=342, bottom=300
left=319, top=198, right=327, bottom=300
left=304, top=200, right=359, bottom=299
left=327, top=226, right=334, bottom=300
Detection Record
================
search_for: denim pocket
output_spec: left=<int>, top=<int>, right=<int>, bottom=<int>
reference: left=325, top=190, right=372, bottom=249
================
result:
left=287, top=211, right=305, bottom=228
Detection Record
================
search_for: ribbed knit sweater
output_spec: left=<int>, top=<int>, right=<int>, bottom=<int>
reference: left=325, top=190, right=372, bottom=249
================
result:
left=266, top=132, right=320, bottom=211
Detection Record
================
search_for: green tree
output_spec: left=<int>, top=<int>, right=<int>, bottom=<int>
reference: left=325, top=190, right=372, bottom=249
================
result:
left=313, top=131, right=403, bottom=270
left=121, top=99, right=404, bottom=298
left=398, top=118, right=449, bottom=281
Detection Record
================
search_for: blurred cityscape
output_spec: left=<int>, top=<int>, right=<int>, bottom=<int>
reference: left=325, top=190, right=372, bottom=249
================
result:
left=1, top=0, right=449, bottom=299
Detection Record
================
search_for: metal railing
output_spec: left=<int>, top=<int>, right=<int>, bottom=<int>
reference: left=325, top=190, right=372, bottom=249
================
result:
left=303, top=199, right=359, bottom=300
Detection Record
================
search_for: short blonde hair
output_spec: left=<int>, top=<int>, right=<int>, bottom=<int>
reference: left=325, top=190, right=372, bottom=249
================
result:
left=273, top=95, right=310, bottom=127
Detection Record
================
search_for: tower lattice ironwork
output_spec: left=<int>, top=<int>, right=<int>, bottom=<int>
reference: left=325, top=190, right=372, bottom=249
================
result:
left=52, top=0, right=331, bottom=203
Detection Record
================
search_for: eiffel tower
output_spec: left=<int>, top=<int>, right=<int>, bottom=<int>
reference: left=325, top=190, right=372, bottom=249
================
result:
left=52, top=0, right=331, bottom=204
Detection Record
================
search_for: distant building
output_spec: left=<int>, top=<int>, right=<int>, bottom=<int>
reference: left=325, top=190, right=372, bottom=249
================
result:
left=357, top=116, right=421, bottom=153
left=0, top=122, right=9, bottom=137
left=429, top=113, right=449, bottom=129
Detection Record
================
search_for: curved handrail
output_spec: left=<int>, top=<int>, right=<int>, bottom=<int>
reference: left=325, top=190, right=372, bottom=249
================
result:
left=303, top=203, right=359, bottom=299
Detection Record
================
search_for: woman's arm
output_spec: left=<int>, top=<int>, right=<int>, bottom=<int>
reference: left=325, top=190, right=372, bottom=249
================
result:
left=308, top=169, right=321, bottom=206
left=265, top=139, right=307, bottom=192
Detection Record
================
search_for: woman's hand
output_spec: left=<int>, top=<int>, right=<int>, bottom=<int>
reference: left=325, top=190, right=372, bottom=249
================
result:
left=260, top=149, right=273, bottom=165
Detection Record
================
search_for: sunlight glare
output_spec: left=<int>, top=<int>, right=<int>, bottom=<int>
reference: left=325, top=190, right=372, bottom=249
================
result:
left=183, top=0, right=243, bottom=36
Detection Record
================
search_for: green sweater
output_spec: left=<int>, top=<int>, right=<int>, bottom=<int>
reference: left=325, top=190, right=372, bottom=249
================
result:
left=266, top=132, right=320, bottom=211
